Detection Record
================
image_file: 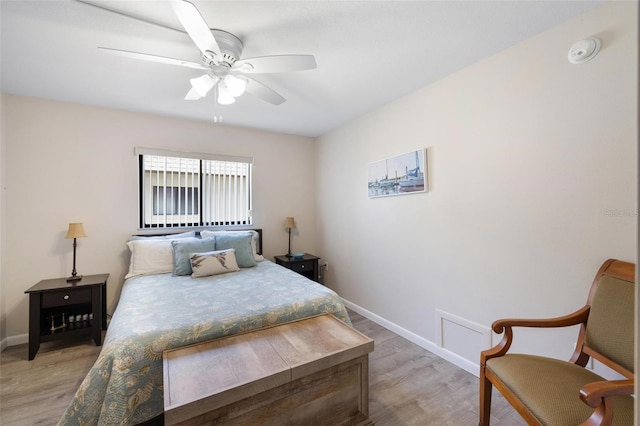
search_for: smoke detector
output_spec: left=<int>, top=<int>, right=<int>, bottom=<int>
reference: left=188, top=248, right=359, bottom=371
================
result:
left=568, top=37, right=601, bottom=65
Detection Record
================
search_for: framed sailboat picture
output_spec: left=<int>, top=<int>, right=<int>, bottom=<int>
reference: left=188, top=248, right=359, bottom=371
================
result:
left=368, top=149, right=427, bottom=198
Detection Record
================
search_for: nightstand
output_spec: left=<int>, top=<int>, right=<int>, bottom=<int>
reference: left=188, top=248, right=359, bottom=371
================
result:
left=274, top=254, right=320, bottom=283
left=24, top=273, right=108, bottom=360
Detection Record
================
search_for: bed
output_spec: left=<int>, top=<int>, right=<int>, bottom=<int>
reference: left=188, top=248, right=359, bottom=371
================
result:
left=58, top=230, right=350, bottom=426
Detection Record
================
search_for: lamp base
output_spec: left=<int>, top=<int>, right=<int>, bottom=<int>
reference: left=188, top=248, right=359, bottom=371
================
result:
left=66, top=275, right=82, bottom=282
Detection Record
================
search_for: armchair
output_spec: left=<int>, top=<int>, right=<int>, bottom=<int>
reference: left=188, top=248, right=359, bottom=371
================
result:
left=479, top=259, right=635, bottom=426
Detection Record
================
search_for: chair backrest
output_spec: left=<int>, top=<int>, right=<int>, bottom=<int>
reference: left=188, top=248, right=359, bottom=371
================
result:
left=580, top=259, right=635, bottom=376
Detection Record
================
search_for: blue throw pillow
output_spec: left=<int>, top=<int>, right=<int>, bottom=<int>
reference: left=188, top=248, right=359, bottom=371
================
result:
left=214, top=233, right=256, bottom=268
left=171, top=237, right=216, bottom=276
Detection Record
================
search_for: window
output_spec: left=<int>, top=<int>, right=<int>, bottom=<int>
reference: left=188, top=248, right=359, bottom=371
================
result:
left=152, top=187, right=199, bottom=215
left=137, top=148, right=253, bottom=228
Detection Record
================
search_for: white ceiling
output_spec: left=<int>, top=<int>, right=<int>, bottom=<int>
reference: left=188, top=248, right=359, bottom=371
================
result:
left=1, top=0, right=604, bottom=138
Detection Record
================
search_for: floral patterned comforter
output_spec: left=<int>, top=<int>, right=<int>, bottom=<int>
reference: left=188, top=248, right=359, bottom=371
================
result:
left=58, top=261, right=350, bottom=426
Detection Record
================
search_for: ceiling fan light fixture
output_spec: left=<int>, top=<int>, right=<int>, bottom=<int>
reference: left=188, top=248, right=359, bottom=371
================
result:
left=217, top=87, right=236, bottom=105
left=185, top=87, right=203, bottom=100
left=190, top=74, right=217, bottom=97
left=224, top=75, right=247, bottom=97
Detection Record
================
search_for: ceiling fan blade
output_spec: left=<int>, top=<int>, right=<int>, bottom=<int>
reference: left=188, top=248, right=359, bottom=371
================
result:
left=233, top=55, right=317, bottom=74
left=76, top=0, right=185, bottom=36
left=244, top=78, right=286, bottom=105
left=98, top=47, right=209, bottom=70
left=170, top=0, right=222, bottom=60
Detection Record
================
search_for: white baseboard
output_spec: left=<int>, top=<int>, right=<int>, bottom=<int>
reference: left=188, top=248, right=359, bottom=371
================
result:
left=342, top=298, right=480, bottom=378
left=1, top=333, right=28, bottom=352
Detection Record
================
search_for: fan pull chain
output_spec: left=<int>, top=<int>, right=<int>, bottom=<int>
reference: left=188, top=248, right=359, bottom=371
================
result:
left=213, top=83, right=223, bottom=123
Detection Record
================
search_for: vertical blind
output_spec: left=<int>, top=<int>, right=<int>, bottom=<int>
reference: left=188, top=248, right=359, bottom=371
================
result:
left=136, top=148, right=253, bottom=228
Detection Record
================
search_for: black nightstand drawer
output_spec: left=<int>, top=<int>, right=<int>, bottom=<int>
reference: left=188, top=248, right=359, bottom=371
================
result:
left=289, top=260, right=314, bottom=273
left=42, top=288, right=92, bottom=308
left=274, top=254, right=321, bottom=283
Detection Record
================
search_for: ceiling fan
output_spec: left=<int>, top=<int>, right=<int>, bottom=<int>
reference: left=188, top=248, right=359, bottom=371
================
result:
left=98, top=0, right=317, bottom=106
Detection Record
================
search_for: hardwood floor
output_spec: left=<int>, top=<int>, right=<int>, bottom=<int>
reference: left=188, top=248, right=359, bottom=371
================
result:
left=0, top=335, right=104, bottom=425
left=0, top=310, right=525, bottom=425
left=348, top=310, right=525, bottom=426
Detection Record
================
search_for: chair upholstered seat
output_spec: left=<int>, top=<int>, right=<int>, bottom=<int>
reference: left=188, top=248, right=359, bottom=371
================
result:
left=486, top=354, right=634, bottom=426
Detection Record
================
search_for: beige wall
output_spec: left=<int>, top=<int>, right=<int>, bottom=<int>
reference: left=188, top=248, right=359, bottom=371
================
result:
left=316, top=1, right=637, bottom=366
left=2, top=95, right=316, bottom=338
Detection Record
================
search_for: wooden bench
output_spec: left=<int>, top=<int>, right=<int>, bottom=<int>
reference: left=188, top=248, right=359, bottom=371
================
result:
left=163, top=314, right=375, bottom=426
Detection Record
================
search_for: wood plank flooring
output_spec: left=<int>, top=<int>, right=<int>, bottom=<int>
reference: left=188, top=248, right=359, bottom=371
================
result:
left=348, top=310, right=525, bottom=426
left=0, top=310, right=525, bottom=425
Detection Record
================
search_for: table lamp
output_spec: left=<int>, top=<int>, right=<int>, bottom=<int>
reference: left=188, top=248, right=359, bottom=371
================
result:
left=65, top=222, right=87, bottom=282
left=284, top=217, right=296, bottom=257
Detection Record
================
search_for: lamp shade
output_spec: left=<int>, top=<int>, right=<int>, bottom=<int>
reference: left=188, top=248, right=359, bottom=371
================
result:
left=224, top=75, right=248, bottom=97
left=190, top=74, right=217, bottom=97
left=284, top=217, right=296, bottom=229
left=65, top=223, right=87, bottom=239
left=217, top=86, right=236, bottom=105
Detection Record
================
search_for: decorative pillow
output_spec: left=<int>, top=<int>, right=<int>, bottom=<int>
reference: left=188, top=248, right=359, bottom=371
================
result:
left=171, top=237, right=216, bottom=276
left=129, top=231, right=196, bottom=241
left=212, top=232, right=256, bottom=268
left=200, top=230, right=264, bottom=261
left=125, top=239, right=174, bottom=279
left=190, top=249, right=240, bottom=278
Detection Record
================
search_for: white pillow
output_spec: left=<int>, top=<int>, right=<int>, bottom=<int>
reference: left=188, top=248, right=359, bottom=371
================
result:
left=200, top=230, right=264, bottom=261
left=190, top=249, right=240, bottom=278
left=125, top=239, right=174, bottom=279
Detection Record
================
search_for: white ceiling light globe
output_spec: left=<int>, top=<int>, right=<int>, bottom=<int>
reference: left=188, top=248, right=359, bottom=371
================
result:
left=224, top=75, right=248, bottom=97
left=217, top=86, right=236, bottom=105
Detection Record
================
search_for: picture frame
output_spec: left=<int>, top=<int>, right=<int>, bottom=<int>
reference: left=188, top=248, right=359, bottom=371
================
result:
left=368, top=148, right=427, bottom=198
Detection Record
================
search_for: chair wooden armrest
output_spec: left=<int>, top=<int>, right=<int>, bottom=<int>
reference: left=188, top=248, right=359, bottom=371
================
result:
left=482, top=306, right=591, bottom=361
left=492, top=305, right=591, bottom=333
left=578, top=379, right=635, bottom=426
left=580, top=379, right=634, bottom=407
